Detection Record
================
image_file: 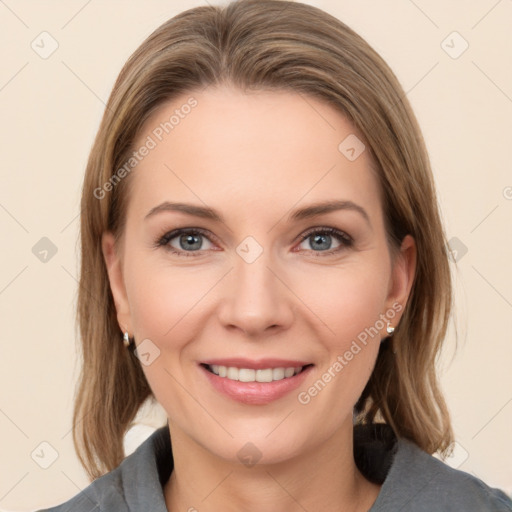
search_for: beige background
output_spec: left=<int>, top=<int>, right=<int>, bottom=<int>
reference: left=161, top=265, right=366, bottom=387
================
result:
left=1, top=0, right=511, bottom=510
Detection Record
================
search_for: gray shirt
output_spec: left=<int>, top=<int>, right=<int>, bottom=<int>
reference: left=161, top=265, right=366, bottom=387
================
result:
left=39, top=424, right=512, bottom=511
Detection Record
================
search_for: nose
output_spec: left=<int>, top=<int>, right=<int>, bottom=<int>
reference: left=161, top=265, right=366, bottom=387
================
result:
left=216, top=249, right=294, bottom=338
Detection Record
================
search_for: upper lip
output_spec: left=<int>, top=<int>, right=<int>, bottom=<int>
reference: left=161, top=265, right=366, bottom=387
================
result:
left=201, top=358, right=313, bottom=369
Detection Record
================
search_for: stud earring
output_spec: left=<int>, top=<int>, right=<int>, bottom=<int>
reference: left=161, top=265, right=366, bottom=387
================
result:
left=123, top=331, right=131, bottom=348
left=386, top=323, right=395, bottom=336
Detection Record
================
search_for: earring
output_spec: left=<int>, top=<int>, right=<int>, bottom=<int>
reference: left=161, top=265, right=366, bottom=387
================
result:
left=386, top=323, right=395, bottom=336
left=123, top=331, right=131, bottom=348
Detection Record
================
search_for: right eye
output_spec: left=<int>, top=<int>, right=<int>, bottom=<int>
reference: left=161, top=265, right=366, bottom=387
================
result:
left=156, top=228, right=217, bottom=257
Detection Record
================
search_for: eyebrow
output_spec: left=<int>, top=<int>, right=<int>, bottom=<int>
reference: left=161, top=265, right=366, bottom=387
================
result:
left=144, top=200, right=371, bottom=226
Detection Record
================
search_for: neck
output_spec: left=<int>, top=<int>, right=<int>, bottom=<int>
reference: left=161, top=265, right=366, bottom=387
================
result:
left=163, top=421, right=381, bottom=512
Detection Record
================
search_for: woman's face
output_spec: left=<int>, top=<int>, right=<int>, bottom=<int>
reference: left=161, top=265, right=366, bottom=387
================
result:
left=103, top=85, right=415, bottom=465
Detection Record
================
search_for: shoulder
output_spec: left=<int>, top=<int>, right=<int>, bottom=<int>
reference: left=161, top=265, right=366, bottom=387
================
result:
left=36, top=425, right=171, bottom=512
left=36, top=469, right=127, bottom=512
left=373, top=436, right=512, bottom=511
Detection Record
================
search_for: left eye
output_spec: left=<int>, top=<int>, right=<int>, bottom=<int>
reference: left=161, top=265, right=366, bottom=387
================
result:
left=296, top=228, right=352, bottom=253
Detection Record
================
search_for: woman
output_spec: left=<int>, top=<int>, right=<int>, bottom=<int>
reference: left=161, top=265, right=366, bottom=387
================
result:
left=40, top=0, right=512, bottom=510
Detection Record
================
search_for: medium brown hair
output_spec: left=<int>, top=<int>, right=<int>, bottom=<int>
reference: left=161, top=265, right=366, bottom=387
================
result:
left=74, top=0, right=454, bottom=479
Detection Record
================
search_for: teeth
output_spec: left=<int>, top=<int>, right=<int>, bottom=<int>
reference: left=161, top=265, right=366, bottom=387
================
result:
left=256, top=368, right=273, bottom=382
left=273, top=367, right=284, bottom=380
left=284, top=367, right=295, bottom=378
left=227, top=367, right=239, bottom=380
left=239, top=369, right=256, bottom=382
left=208, top=365, right=303, bottom=382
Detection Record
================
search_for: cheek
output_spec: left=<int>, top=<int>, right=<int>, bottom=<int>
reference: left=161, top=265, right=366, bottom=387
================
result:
left=122, top=254, right=214, bottom=417
left=290, top=260, right=389, bottom=407
left=291, top=266, right=387, bottom=425
left=291, top=259, right=390, bottom=345
left=124, top=252, right=218, bottom=342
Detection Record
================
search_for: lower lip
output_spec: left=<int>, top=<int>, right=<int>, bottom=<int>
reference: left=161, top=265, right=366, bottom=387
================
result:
left=200, top=365, right=313, bottom=405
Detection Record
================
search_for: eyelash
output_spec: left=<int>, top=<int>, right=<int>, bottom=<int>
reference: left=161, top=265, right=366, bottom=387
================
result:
left=155, top=226, right=353, bottom=258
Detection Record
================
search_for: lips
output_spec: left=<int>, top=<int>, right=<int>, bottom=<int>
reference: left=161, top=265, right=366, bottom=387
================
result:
left=200, top=358, right=314, bottom=405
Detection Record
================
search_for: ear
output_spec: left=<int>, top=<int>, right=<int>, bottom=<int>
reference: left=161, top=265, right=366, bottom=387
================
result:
left=102, top=231, right=132, bottom=333
left=384, top=234, right=417, bottom=324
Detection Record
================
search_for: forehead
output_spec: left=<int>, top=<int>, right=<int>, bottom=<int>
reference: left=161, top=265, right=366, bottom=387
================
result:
left=127, top=85, right=382, bottom=224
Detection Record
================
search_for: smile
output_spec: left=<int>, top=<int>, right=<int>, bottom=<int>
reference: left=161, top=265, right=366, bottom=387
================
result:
left=200, top=359, right=314, bottom=405
left=205, top=364, right=304, bottom=382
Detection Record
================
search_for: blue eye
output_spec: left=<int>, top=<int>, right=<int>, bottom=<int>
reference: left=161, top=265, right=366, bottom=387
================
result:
left=157, top=228, right=214, bottom=256
left=296, top=227, right=353, bottom=255
left=156, top=226, right=353, bottom=257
